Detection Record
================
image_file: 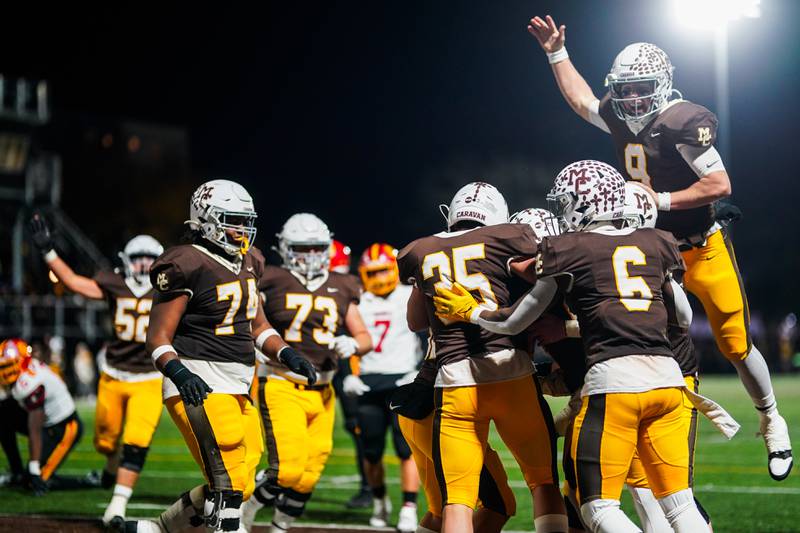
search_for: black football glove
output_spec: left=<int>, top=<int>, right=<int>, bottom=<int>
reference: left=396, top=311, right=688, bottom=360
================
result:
left=163, top=359, right=212, bottom=406
left=29, top=214, right=54, bottom=252
left=279, top=347, right=318, bottom=386
left=28, top=473, right=47, bottom=497
left=714, top=201, right=742, bottom=226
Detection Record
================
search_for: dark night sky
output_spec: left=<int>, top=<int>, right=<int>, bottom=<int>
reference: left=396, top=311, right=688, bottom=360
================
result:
left=3, top=1, right=799, bottom=315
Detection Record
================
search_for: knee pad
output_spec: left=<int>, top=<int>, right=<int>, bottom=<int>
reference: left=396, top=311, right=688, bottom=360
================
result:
left=204, top=489, right=243, bottom=532
left=120, top=444, right=149, bottom=473
left=277, top=488, right=311, bottom=519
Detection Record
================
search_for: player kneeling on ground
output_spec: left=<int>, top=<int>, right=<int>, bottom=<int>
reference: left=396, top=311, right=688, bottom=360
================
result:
left=0, top=338, right=98, bottom=496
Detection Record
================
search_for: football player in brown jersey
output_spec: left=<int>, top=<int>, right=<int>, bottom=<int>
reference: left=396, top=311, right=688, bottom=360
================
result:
left=439, top=190, right=714, bottom=532
left=435, top=162, right=734, bottom=533
left=30, top=216, right=164, bottom=527
left=126, top=180, right=317, bottom=533
left=528, top=14, right=791, bottom=480
left=392, top=358, right=517, bottom=533
left=397, top=182, right=566, bottom=533
left=241, top=213, right=372, bottom=533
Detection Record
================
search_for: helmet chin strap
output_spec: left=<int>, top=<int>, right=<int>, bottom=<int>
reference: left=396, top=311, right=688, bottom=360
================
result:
left=237, top=234, right=251, bottom=255
left=438, top=204, right=450, bottom=227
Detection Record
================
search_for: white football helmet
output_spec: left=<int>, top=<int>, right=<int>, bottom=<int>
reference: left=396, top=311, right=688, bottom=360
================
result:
left=606, top=43, right=675, bottom=122
left=276, top=213, right=332, bottom=279
left=119, top=235, right=163, bottom=284
left=547, top=160, right=626, bottom=232
left=439, top=182, right=509, bottom=230
left=510, top=208, right=561, bottom=240
left=623, top=182, right=658, bottom=229
left=186, top=179, right=257, bottom=257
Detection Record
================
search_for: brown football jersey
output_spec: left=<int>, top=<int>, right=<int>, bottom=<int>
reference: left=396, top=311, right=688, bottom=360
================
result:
left=397, top=223, right=538, bottom=369
left=92, top=271, right=154, bottom=373
left=149, top=244, right=265, bottom=366
left=599, top=95, right=719, bottom=239
left=537, top=228, right=684, bottom=370
left=259, top=267, right=361, bottom=373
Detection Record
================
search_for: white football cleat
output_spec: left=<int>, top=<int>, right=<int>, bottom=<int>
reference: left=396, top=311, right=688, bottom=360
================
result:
left=759, top=410, right=793, bottom=481
left=396, top=503, right=418, bottom=532
left=369, top=496, right=392, bottom=527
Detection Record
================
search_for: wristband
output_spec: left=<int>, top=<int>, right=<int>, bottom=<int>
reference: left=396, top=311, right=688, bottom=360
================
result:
left=547, top=47, right=569, bottom=64
left=43, top=250, right=58, bottom=262
left=28, top=461, right=41, bottom=476
left=565, top=320, right=581, bottom=338
left=151, top=344, right=177, bottom=362
left=657, top=192, right=672, bottom=211
left=255, top=328, right=280, bottom=351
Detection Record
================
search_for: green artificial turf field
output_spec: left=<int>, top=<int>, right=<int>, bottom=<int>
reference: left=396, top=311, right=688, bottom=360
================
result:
left=1, top=375, right=798, bottom=532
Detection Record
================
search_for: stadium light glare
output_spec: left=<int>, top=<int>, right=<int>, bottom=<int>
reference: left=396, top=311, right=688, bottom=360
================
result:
left=672, top=0, right=761, bottom=30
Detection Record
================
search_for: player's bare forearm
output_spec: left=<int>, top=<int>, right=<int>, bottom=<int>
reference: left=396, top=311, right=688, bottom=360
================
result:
left=345, top=303, right=373, bottom=354
left=551, top=59, right=599, bottom=121
left=27, top=409, right=44, bottom=462
left=509, top=256, right=538, bottom=285
left=46, top=256, right=104, bottom=299
left=146, top=293, right=188, bottom=371
left=407, top=287, right=429, bottom=332
left=668, top=170, right=731, bottom=210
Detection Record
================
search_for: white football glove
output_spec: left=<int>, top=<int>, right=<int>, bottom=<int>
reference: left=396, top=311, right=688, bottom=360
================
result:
left=343, top=374, right=371, bottom=397
left=394, top=371, right=417, bottom=387
left=330, top=335, right=359, bottom=358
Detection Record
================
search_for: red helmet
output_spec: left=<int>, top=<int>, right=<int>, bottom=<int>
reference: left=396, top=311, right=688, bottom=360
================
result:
left=329, top=240, right=352, bottom=274
left=359, top=243, right=399, bottom=296
left=0, top=338, right=32, bottom=386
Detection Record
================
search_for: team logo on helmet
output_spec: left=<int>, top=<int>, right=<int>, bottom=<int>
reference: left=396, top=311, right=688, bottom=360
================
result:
left=623, top=181, right=658, bottom=229
left=547, top=160, right=626, bottom=231
left=187, top=179, right=258, bottom=258
left=440, top=182, right=509, bottom=229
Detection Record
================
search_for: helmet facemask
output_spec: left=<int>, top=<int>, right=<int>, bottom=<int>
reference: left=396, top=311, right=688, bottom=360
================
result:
left=358, top=244, right=400, bottom=296
left=200, top=208, right=258, bottom=257
left=606, top=42, right=675, bottom=123
left=280, top=242, right=330, bottom=279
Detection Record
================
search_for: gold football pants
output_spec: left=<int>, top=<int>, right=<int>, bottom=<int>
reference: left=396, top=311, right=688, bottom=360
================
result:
left=433, top=375, right=558, bottom=508
left=626, top=376, right=700, bottom=489
left=571, top=387, right=689, bottom=505
left=258, top=377, right=336, bottom=495
left=682, top=230, right=751, bottom=361
left=166, top=393, right=263, bottom=498
left=398, top=412, right=516, bottom=518
left=94, top=372, right=163, bottom=455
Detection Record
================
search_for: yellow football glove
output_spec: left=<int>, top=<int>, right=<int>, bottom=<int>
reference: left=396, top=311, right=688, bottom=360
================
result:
left=433, top=282, right=480, bottom=323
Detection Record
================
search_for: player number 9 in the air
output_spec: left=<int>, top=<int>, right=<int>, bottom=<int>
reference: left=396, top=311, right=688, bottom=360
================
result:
left=624, top=143, right=653, bottom=187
